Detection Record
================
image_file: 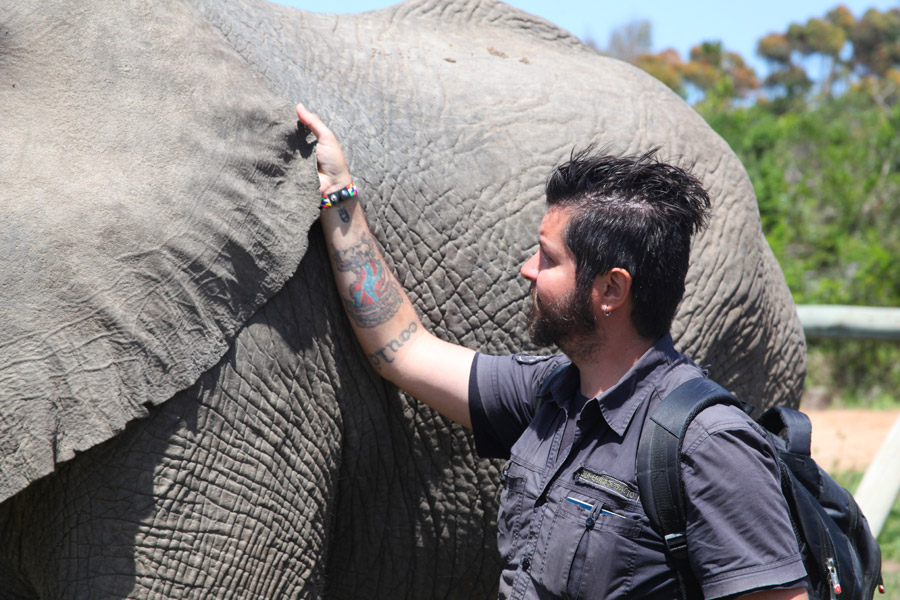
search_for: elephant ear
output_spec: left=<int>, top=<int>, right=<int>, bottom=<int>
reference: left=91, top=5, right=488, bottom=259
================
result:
left=0, top=1, right=319, bottom=503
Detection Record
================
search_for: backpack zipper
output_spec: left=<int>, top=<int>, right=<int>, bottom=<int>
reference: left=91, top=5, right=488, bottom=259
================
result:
left=826, top=557, right=841, bottom=598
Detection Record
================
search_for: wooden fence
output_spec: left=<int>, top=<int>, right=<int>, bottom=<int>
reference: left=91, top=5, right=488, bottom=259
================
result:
left=797, top=304, right=900, bottom=537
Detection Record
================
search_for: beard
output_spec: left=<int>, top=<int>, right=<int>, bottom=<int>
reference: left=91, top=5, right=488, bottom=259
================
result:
left=527, top=282, right=597, bottom=355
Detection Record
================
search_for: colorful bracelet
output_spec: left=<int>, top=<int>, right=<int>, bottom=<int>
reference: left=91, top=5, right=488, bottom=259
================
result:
left=320, top=183, right=358, bottom=209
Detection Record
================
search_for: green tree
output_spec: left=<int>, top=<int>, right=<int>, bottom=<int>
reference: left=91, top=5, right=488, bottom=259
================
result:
left=683, top=41, right=759, bottom=106
left=634, top=49, right=685, bottom=97
left=757, top=6, right=900, bottom=107
left=629, top=41, right=759, bottom=105
left=603, top=19, right=652, bottom=63
left=787, top=17, right=846, bottom=97
left=618, top=5, right=900, bottom=404
left=701, top=92, right=900, bottom=404
left=586, top=20, right=652, bottom=62
left=846, top=7, right=900, bottom=77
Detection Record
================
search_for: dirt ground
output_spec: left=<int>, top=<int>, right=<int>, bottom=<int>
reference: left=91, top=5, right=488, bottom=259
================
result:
left=806, top=409, right=900, bottom=472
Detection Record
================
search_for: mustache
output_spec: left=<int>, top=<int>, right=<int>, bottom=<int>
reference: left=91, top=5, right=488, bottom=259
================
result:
left=526, top=283, right=536, bottom=319
left=527, top=281, right=543, bottom=319
left=528, top=281, right=541, bottom=308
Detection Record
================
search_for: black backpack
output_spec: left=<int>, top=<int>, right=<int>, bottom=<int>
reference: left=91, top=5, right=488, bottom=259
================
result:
left=636, top=377, right=885, bottom=600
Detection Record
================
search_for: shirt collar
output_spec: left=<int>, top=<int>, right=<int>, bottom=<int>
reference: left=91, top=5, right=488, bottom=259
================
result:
left=540, top=334, right=681, bottom=437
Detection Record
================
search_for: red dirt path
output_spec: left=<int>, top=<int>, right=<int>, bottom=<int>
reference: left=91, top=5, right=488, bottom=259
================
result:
left=806, top=409, right=900, bottom=472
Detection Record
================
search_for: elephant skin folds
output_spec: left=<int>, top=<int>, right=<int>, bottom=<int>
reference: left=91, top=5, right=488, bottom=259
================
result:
left=0, top=0, right=320, bottom=502
left=0, top=0, right=806, bottom=598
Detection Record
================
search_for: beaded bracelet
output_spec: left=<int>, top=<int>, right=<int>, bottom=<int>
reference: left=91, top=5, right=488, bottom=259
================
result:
left=320, top=183, right=358, bottom=209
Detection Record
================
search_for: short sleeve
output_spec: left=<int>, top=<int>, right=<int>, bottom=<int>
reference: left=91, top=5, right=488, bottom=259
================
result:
left=468, top=353, right=565, bottom=459
left=681, top=405, right=808, bottom=599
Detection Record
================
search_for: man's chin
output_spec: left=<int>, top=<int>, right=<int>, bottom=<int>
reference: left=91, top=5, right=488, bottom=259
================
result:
left=527, top=320, right=559, bottom=350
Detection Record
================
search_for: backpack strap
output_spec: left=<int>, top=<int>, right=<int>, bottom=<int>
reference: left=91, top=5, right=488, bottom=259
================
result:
left=757, top=405, right=812, bottom=456
left=636, top=377, right=750, bottom=599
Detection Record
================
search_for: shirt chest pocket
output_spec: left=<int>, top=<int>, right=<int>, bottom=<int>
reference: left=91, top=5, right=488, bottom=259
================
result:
left=537, top=490, right=643, bottom=600
left=496, top=457, right=541, bottom=563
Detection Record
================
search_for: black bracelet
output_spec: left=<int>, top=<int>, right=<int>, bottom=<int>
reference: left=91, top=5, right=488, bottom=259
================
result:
left=320, top=183, right=358, bottom=209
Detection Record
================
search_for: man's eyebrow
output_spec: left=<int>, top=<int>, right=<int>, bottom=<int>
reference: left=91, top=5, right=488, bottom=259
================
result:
left=539, top=237, right=559, bottom=258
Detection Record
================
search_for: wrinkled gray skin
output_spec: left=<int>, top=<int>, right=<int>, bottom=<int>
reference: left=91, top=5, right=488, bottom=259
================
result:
left=0, top=0, right=806, bottom=598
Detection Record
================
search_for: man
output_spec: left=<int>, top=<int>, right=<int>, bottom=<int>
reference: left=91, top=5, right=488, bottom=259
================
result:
left=296, top=104, right=809, bottom=599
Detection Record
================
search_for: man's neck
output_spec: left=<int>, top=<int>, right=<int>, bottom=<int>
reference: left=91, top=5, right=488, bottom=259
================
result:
left=567, top=333, right=655, bottom=399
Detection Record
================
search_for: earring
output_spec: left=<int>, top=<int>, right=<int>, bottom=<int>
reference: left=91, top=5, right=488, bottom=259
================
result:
left=603, top=307, right=611, bottom=317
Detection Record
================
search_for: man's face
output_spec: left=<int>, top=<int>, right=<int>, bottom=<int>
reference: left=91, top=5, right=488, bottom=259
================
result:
left=520, top=207, right=596, bottom=350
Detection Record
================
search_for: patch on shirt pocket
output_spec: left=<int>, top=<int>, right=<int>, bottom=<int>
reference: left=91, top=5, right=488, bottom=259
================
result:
left=573, top=468, right=638, bottom=501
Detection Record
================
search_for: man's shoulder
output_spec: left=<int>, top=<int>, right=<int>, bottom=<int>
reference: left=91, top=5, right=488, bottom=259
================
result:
left=510, top=352, right=561, bottom=366
left=682, top=401, right=772, bottom=460
left=473, top=352, right=568, bottom=399
left=646, top=359, right=706, bottom=405
left=644, top=367, right=766, bottom=459
left=478, top=352, right=569, bottom=383
left=469, top=352, right=570, bottom=459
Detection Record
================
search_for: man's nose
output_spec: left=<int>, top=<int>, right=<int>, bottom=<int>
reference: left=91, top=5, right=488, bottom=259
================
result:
left=520, top=251, right=538, bottom=281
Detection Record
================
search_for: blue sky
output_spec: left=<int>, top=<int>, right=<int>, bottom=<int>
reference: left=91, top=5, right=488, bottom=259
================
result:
left=273, top=0, right=900, bottom=74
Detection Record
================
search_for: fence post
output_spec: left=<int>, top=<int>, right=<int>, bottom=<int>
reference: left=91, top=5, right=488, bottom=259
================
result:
left=854, top=413, right=900, bottom=537
left=796, top=304, right=900, bottom=536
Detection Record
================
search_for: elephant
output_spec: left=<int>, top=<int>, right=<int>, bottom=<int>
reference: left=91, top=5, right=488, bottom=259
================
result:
left=0, top=0, right=806, bottom=597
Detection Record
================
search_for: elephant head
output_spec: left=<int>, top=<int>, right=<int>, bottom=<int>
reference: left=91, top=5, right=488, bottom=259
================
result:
left=0, top=0, right=805, bottom=597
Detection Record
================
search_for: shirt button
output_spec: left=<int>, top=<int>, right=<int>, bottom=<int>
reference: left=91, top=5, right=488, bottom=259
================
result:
left=522, top=557, right=531, bottom=572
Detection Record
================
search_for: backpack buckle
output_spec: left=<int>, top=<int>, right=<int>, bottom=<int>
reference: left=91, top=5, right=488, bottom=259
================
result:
left=664, top=532, right=689, bottom=558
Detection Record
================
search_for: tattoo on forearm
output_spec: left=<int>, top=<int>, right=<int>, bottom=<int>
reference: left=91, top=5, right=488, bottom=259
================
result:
left=337, top=206, right=350, bottom=223
left=332, top=234, right=403, bottom=328
left=369, top=321, right=418, bottom=369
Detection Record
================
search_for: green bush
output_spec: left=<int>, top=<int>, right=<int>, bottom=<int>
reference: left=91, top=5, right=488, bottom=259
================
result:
left=806, top=341, right=900, bottom=408
left=700, top=94, right=900, bottom=407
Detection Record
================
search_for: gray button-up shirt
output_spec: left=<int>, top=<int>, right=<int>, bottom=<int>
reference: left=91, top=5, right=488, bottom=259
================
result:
left=468, top=335, right=806, bottom=599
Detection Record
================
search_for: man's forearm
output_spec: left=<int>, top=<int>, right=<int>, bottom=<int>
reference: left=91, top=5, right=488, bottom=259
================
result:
left=297, top=104, right=474, bottom=426
left=319, top=196, right=422, bottom=372
left=318, top=194, right=475, bottom=427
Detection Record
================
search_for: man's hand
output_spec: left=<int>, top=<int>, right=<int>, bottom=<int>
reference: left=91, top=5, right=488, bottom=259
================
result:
left=296, top=103, right=353, bottom=194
